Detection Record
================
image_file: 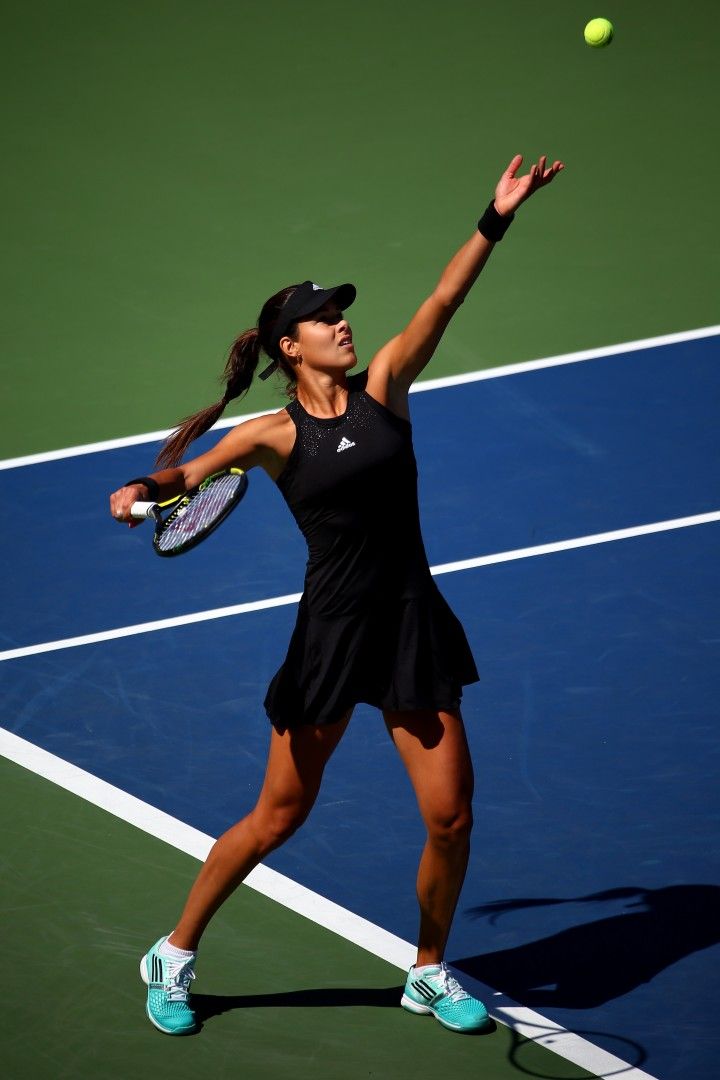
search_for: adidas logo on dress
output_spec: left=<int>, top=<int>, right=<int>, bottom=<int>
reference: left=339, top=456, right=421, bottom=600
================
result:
left=337, top=436, right=356, bottom=453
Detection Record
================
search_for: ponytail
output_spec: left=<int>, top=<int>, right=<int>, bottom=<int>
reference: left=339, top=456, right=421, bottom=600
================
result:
left=155, top=284, right=301, bottom=468
left=155, top=327, right=261, bottom=468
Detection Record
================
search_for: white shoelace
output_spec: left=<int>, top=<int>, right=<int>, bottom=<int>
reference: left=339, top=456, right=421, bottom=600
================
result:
left=437, top=964, right=470, bottom=1003
left=163, top=956, right=196, bottom=1002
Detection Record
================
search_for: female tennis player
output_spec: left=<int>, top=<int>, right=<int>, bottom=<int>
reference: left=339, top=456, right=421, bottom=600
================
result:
left=110, top=153, right=563, bottom=1036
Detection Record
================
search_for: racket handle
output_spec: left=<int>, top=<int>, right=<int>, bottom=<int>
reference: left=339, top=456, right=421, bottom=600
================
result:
left=130, top=501, right=159, bottom=520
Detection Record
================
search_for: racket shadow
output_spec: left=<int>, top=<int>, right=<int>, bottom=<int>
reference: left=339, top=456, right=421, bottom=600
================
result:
left=454, top=883, right=720, bottom=1009
left=191, top=984, right=404, bottom=1025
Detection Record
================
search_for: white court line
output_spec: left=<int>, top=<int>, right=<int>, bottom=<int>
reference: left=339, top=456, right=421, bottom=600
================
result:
left=1, top=324, right=717, bottom=471
left=430, top=509, right=720, bottom=575
left=0, top=591, right=304, bottom=664
left=0, top=726, right=658, bottom=1080
left=1, top=509, right=718, bottom=664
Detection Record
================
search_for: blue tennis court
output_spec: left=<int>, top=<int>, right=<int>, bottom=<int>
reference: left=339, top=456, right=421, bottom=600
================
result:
left=2, top=331, right=719, bottom=1080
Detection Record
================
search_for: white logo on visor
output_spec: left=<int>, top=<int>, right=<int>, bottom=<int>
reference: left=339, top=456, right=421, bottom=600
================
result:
left=312, top=283, right=323, bottom=291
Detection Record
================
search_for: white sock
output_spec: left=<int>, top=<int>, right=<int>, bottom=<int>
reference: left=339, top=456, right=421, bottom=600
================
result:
left=158, top=935, right=196, bottom=960
left=412, top=962, right=443, bottom=975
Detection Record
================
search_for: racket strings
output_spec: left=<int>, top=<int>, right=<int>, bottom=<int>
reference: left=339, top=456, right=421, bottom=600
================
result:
left=156, top=473, right=244, bottom=552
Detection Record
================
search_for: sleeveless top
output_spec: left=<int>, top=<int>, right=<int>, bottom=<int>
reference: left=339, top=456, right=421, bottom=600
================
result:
left=263, top=371, right=479, bottom=729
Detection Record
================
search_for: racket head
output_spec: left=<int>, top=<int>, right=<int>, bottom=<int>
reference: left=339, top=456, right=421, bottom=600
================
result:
left=153, top=468, right=248, bottom=556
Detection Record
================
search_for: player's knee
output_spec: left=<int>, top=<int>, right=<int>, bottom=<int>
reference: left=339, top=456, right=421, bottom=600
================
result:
left=256, top=801, right=312, bottom=853
left=426, top=803, right=473, bottom=847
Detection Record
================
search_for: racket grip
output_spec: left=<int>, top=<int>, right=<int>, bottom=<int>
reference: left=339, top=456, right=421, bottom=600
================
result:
left=130, top=501, right=159, bottom=520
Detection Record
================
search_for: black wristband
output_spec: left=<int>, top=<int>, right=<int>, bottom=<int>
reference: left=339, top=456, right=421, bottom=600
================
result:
left=477, top=200, right=514, bottom=242
left=124, top=476, right=160, bottom=501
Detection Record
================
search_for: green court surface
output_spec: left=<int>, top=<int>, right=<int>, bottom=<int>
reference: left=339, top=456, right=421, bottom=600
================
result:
left=2, top=757, right=597, bottom=1079
left=2, top=0, right=718, bottom=458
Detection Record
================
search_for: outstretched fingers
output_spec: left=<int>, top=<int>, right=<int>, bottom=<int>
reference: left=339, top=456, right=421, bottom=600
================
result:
left=541, top=158, right=565, bottom=183
left=494, top=153, right=564, bottom=215
left=529, top=156, right=565, bottom=191
left=503, top=153, right=524, bottom=179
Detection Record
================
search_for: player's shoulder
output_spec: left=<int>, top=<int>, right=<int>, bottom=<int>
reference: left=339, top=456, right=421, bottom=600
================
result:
left=235, top=406, right=291, bottom=435
left=232, top=406, right=295, bottom=455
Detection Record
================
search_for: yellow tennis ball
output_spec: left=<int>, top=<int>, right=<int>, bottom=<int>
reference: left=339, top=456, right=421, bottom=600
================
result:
left=584, top=17, right=614, bottom=47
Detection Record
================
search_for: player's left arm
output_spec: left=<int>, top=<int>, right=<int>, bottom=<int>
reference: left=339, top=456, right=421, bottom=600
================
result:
left=367, top=155, right=563, bottom=412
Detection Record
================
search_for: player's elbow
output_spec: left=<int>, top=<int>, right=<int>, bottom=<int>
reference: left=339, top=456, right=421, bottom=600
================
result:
left=432, top=287, right=465, bottom=313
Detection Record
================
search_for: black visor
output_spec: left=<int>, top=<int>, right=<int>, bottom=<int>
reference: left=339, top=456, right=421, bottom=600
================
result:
left=259, top=280, right=356, bottom=380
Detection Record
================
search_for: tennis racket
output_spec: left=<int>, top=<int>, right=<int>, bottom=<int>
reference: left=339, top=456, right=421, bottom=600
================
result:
left=130, top=468, right=248, bottom=556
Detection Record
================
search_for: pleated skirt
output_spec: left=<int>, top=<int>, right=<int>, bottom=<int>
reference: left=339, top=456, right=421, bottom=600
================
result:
left=264, top=581, right=479, bottom=730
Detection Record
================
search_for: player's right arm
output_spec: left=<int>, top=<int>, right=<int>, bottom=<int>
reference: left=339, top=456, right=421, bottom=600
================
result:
left=109, top=410, right=295, bottom=522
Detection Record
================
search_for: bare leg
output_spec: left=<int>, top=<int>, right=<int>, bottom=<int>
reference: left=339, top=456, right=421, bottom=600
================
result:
left=169, top=714, right=351, bottom=951
left=384, top=708, right=474, bottom=967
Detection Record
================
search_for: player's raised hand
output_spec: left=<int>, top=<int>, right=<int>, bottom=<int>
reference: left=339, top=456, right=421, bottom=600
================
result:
left=494, top=154, right=564, bottom=217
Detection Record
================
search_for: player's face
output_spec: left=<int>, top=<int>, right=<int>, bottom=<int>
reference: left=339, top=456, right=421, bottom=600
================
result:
left=295, top=302, right=357, bottom=372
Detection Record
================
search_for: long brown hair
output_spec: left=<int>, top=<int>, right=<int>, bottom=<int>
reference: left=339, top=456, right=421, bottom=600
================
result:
left=156, top=285, right=301, bottom=468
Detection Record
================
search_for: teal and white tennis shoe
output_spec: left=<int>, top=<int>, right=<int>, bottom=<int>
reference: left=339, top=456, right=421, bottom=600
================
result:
left=140, top=936, right=197, bottom=1035
left=401, top=963, right=490, bottom=1033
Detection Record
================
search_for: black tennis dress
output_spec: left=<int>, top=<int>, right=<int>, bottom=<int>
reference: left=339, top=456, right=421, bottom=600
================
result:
left=263, top=371, right=479, bottom=730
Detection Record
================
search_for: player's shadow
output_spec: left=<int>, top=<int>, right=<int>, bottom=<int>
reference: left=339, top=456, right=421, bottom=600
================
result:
left=191, top=984, right=405, bottom=1027
left=453, top=884, right=720, bottom=1009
